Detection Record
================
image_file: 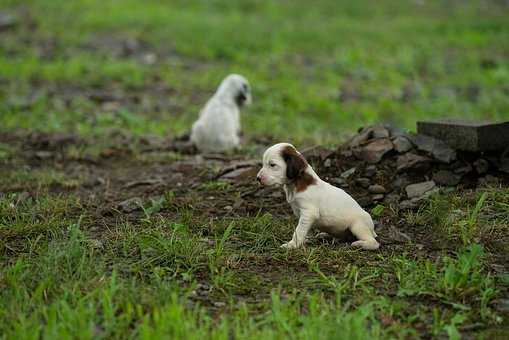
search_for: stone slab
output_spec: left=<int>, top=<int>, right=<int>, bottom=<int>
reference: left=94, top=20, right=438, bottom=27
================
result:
left=417, top=119, right=509, bottom=152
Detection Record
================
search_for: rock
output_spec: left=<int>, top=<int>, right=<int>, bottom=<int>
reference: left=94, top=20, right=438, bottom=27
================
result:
left=409, top=134, right=456, bottom=163
left=358, top=138, right=393, bottom=164
left=368, top=184, right=386, bottom=194
left=473, top=159, right=490, bottom=174
left=340, top=167, right=356, bottom=179
left=35, top=151, right=53, bottom=159
left=432, top=170, right=461, bottom=186
left=399, top=198, right=421, bottom=210
left=357, top=196, right=373, bottom=207
left=331, top=178, right=346, bottom=186
left=364, top=165, right=377, bottom=177
left=384, top=193, right=401, bottom=205
left=355, top=178, right=371, bottom=188
left=118, top=197, right=143, bottom=213
left=372, top=194, right=384, bottom=201
left=220, top=167, right=258, bottom=182
left=405, top=181, right=436, bottom=199
left=323, top=159, right=332, bottom=168
left=478, top=175, right=499, bottom=187
left=392, top=136, right=413, bottom=153
left=392, top=175, right=412, bottom=189
left=124, top=178, right=162, bottom=188
left=396, top=153, right=431, bottom=172
left=453, top=163, right=473, bottom=175
left=213, top=301, right=226, bottom=308
left=384, top=225, right=411, bottom=243
left=347, top=127, right=373, bottom=147
left=83, top=176, right=105, bottom=188
left=0, top=12, right=17, bottom=31
left=300, top=145, right=334, bottom=161
left=372, top=125, right=390, bottom=138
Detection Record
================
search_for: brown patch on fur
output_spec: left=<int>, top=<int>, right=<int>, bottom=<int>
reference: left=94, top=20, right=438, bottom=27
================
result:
left=281, top=145, right=317, bottom=192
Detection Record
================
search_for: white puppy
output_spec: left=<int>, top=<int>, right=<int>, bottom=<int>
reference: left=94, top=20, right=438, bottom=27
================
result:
left=257, top=143, right=379, bottom=250
left=190, top=74, right=252, bottom=153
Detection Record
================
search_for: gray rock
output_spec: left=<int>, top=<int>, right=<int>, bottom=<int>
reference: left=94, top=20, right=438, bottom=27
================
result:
left=384, top=225, right=411, bottom=243
left=357, top=196, right=373, bottom=207
left=359, top=138, right=393, bottom=163
left=473, top=159, right=490, bottom=174
left=478, top=175, right=499, bottom=187
left=347, top=127, right=373, bottom=147
left=83, top=176, right=105, bottom=188
left=340, top=167, right=356, bottom=179
left=0, top=12, right=17, bottom=30
left=405, top=181, right=436, bottom=199
left=432, top=170, right=461, bottom=186
left=355, top=177, right=371, bottom=188
left=300, top=145, right=334, bottom=161
left=220, top=167, right=258, bottom=182
left=392, top=175, right=412, bottom=189
left=368, top=184, right=386, bottom=194
left=372, top=194, right=384, bottom=201
left=118, top=197, right=143, bottom=213
left=372, top=125, right=390, bottom=138
left=323, top=159, right=332, bottom=167
left=396, top=153, right=431, bottom=172
left=453, top=163, right=473, bottom=174
left=392, top=136, right=413, bottom=153
left=399, top=198, right=422, bottom=210
left=409, top=134, right=456, bottom=163
left=35, top=151, right=53, bottom=159
left=364, top=165, right=377, bottom=177
left=384, top=193, right=401, bottom=205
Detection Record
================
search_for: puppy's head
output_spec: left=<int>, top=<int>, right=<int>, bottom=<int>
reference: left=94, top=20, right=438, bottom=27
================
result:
left=257, top=143, right=309, bottom=187
left=217, top=74, right=252, bottom=107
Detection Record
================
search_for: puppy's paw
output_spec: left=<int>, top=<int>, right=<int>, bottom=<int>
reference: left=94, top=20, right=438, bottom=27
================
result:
left=351, top=240, right=380, bottom=250
left=281, top=240, right=299, bottom=249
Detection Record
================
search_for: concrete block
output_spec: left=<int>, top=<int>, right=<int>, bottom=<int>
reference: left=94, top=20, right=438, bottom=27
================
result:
left=417, top=120, right=509, bottom=152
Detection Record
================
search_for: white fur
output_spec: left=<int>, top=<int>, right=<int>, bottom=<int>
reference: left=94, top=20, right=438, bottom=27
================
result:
left=190, top=74, right=251, bottom=153
left=257, top=143, right=380, bottom=250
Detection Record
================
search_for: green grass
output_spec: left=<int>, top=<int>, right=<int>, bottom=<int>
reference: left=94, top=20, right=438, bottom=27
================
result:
left=1, top=189, right=508, bottom=338
left=1, top=0, right=508, bottom=143
left=1, top=0, right=509, bottom=338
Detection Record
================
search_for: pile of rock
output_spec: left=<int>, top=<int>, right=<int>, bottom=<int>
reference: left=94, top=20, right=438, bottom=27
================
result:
left=304, top=124, right=509, bottom=209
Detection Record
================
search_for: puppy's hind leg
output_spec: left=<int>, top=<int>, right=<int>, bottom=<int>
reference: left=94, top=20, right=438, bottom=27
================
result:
left=350, top=220, right=380, bottom=250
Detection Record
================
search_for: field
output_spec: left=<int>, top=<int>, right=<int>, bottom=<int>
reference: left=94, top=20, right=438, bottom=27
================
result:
left=1, top=0, right=509, bottom=338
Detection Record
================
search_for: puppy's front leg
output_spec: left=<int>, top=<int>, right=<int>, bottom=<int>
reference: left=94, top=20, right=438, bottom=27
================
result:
left=281, top=209, right=317, bottom=249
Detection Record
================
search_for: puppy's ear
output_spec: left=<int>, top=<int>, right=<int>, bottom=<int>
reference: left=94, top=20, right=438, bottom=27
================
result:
left=281, top=146, right=307, bottom=180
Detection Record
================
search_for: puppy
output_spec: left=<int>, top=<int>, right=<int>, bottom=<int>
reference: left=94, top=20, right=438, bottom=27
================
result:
left=257, top=143, right=379, bottom=250
left=190, top=74, right=251, bottom=153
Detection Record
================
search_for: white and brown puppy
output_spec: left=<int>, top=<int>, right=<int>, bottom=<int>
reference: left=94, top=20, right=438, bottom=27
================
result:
left=257, top=143, right=379, bottom=250
left=190, top=74, right=251, bottom=153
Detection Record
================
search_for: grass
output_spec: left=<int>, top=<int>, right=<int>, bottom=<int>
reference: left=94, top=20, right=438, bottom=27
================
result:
left=1, top=0, right=509, bottom=144
left=1, top=0, right=509, bottom=338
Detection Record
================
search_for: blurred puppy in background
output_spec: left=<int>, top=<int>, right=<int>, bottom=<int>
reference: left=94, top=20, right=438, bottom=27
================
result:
left=190, top=74, right=251, bottom=153
left=257, top=143, right=379, bottom=250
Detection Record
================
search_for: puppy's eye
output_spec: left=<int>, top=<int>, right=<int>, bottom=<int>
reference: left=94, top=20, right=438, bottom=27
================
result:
left=269, top=162, right=276, bottom=168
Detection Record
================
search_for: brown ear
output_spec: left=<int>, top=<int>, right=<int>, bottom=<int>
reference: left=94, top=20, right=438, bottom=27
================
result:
left=281, top=146, right=307, bottom=180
